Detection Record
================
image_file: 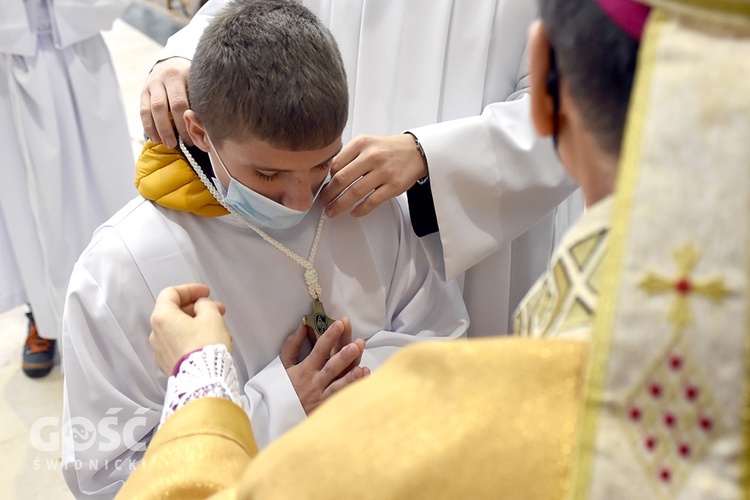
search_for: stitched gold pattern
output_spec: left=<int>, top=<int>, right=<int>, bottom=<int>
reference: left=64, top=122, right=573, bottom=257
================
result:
left=639, top=242, right=731, bottom=333
left=514, top=205, right=610, bottom=340
left=622, top=336, right=725, bottom=496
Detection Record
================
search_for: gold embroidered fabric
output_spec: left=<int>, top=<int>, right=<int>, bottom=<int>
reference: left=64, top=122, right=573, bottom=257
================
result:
left=570, top=5, right=750, bottom=498
left=121, top=339, right=586, bottom=499
left=117, top=397, right=257, bottom=499
left=514, top=196, right=612, bottom=341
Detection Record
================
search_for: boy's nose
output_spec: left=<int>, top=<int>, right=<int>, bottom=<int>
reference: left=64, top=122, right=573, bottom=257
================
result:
left=281, top=176, right=316, bottom=211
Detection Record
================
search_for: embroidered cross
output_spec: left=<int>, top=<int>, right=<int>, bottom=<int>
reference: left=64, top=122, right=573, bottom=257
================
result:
left=639, top=243, right=730, bottom=333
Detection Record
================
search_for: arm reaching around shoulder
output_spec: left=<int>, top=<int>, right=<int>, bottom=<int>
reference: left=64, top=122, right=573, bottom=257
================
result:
left=140, top=57, right=192, bottom=149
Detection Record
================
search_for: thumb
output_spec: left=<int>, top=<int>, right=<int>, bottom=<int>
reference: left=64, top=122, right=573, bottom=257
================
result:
left=280, top=323, right=308, bottom=369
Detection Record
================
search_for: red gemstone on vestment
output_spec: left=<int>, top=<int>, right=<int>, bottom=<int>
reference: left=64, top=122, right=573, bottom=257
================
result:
left=664, top=413, right=676, bottom=427
left=669, top=356, right=683, bottom=370
left=699, top=417, right=713, bottom=431
left=660, top=468, right=671, bottom=482
left=650, top=383, right=662, bottom=397
left=630, top=407, right=642, bottom=421
left=685, top=386, right=699, bottom=401
left=678, top=443, right=691, bottom=457
left=674, top=279, right=692, bottom=295
left=645, top=437, right=657, bottom=451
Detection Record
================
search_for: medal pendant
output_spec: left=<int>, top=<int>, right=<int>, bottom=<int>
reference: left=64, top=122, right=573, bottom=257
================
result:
left=302, top=298, right=336, bottom=341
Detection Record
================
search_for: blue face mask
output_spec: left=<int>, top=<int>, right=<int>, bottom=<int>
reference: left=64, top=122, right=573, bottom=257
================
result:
left=207, top=135, right=329, bottom=230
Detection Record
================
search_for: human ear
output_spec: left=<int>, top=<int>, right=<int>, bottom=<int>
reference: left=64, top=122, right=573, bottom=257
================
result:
left=529, top=21, right=556, bottom=138
left=183, top=110, right=210, bottom=152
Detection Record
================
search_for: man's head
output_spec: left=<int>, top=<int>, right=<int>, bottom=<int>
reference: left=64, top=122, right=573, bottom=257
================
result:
left=529, top=0, right=644, bottom=205
left=183, top=0, right=347, bottom=212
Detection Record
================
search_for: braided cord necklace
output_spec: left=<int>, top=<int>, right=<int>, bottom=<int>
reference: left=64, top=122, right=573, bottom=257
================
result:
left=180, top=138, right=336, bottom=339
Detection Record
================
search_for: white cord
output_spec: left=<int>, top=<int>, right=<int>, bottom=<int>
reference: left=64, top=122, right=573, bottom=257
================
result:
left=179, top=138, right=325, bottom=300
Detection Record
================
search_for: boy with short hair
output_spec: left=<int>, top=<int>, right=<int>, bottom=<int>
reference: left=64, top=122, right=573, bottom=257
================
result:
left=61, top=1, right=468, bottom=496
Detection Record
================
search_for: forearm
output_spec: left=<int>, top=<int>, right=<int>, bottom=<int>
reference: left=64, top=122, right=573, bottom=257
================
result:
left=409, top=96, right=575, bottom=281
left=118, top=398, right=257, bottom=499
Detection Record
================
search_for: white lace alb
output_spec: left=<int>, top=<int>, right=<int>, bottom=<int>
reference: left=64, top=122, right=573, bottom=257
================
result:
left=160, top=344, right=242, bottom=427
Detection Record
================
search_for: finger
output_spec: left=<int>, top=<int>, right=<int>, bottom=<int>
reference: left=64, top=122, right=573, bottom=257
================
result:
left=350, top=186, right=395, bottom=218
left=192, top=297, right=225, bottom=319
left=149, top=82, right=177, bottom=148
left=349, top=338, right=365, bottom=368
left=335, top=337, right=366, bottom=380
left=318, top=341, right=363, bottom=386
left=324, top=174, right=380, bottom=218
left=151, top=284, right=211, bottom=331
left=332, top=317, right=352, bottom=356
left=139, top=87, right=161, bottom=144
left=307, top=320, right=346, bottom=367
left=151, top=91, right=178, bottom=150
left=319, top=141, right=369, bottom=206
left=165, top=84, right=191, bottom=147
left=163, top=284, right=212, bottom=310
left=214, top=301, right=227, bottom=315
left=322, top=365, right=369, bottom=401
left=280, top=323, right=308, bottom=368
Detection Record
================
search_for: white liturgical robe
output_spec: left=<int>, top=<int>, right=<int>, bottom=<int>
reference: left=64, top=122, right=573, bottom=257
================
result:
left=0, top=0, right=136, bottom=338
left=159, top=0, right=581, bottom=336
left=61, top=196, right=468, bottom=497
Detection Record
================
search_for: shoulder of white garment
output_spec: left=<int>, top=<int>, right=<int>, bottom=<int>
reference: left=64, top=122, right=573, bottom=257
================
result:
left=0, top=0, right=36, bottom=56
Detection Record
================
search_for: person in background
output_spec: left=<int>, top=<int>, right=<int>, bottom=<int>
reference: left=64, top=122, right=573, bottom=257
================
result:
left=0, top=0, right=136, bottom=377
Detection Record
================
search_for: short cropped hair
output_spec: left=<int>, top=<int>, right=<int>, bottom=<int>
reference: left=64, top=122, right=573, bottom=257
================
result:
left=189, top=0, right=348, bottom=150
left=539, top=0, right=640, bottom=156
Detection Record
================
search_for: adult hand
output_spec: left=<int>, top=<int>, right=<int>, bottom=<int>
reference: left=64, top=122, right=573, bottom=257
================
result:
left=140, top=57, right=193, bottom=149
left=282, top=318, right=370, bottom=415
left=149, top=283, right=231, bottom=377
left=320, top=134, right=428, bottom=218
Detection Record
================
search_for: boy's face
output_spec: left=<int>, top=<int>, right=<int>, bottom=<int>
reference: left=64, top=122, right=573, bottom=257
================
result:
left=209, top=135, right=342, bottom=211
left=185, top=108, right=341, bottom=211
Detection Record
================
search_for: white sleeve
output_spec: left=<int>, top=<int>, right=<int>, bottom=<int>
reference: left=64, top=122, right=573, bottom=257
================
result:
left=61, top=258, right=163, bottom=498
left=409, top=43, right=578, bottom=282
left=157, top=0, right=230, bottom=61
left=359, top=197, right=469, bottom=370
left=242, top=355, right=308, bottom=449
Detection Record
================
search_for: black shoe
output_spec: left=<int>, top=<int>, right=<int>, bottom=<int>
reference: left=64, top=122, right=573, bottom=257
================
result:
left=22, top=310, right=56, bottom=378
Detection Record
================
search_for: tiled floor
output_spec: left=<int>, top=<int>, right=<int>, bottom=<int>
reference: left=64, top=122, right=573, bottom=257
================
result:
left=0, top=4, right=182, bottom=497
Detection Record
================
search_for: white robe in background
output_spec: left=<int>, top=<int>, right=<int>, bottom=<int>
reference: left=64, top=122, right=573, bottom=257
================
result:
left=160, top=0, right=581, bottom=335
left=61, top=196, right=468, bottom=497
left=0, top=0, right=136, bottom=338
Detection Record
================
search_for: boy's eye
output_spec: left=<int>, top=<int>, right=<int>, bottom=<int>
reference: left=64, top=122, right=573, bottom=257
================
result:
left=255, top=170, right=279, bottom=181
left=316, top=160, right=332, bottom=171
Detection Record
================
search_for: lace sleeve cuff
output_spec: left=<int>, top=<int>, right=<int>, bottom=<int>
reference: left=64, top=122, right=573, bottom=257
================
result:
left=160, top=344, right=242, bottom=427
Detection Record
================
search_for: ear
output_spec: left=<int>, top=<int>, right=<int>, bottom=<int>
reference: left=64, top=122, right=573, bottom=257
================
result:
left=183, top=110, right=211, bottom=152
left=529, top=21, right=556, bottom=138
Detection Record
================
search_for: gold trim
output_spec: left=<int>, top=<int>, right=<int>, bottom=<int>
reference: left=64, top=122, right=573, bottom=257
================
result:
left=568, top=9, right=669, bottom=499
left=744, top=248, right=750, bottom=496
left=644, top=0, right=750, bottom=17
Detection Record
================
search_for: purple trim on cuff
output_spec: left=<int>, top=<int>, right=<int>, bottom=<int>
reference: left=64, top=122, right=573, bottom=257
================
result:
left=171, top=348, right=204, bottom=377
